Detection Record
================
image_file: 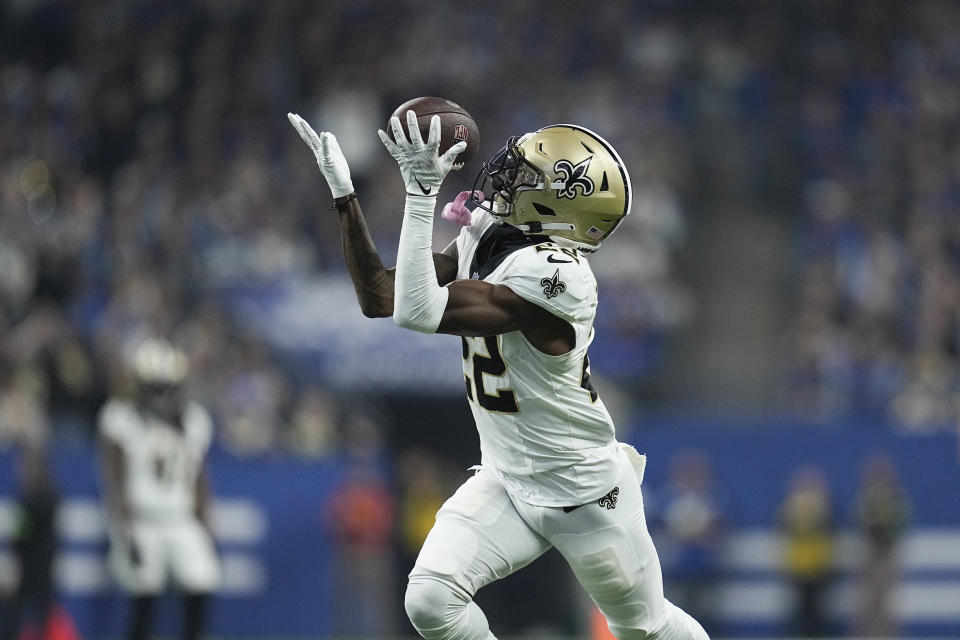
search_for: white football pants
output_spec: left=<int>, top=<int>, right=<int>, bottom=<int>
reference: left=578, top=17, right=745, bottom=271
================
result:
left=110, top=517, right=220, bottom=595
left=406, top=447, right=708, bottom=640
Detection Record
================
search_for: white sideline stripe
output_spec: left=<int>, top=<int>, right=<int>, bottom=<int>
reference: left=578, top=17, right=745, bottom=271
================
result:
left=210, top=500, right=269, bottom=544
left=219, top=552, right=268, bottom=594
left=0, top=499, right=17, bottom=538
left=720, top=530, right=780, bottom=571
left=715, top=580, right=960, bottom=622
left=897, top=583, right=960, bottom=620
left=715, top=581, right=790, bottom=620
left=23, top=510, right=957, bottom=567
left=1, top=550, right=266, bottom=596
left=56, top=499, right=107, bottom=541
left=0, top=497, right=267, bottom=545
left=722, top=531, right=866, bottom=570
left=903, top=530, right=960, bottom=570
left=55, top=551, right=111, bottom=591
left=2, top=549, right=959, bottom=620
left=720, top=528, right=960, bottom=572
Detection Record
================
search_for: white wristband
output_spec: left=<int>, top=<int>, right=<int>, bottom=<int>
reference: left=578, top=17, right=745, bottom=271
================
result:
left=393, top=195, right=449, bottom=333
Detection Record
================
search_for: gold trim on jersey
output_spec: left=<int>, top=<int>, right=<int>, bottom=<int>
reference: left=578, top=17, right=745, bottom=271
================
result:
left=462, top=335, right=520, bottom=414
left=580, top=354, right=600, bottom=404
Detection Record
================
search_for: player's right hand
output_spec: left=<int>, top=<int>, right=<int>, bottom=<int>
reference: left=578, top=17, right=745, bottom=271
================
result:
left=378, top=111, right=467, bottom=198
left=287, top=113, right=355, bottom=199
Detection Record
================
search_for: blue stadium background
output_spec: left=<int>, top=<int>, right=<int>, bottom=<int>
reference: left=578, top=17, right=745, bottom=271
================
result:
left=2, top=0, right=960, bottom=638
left=2, top=424, right=958, bottom=637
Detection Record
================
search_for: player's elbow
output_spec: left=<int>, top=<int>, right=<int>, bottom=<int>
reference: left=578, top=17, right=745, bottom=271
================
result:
left=392, top=308, right=433, bottom=333
left=392, top=287, right=448, bottom=333
left=360, top=301, right=392, bottom=319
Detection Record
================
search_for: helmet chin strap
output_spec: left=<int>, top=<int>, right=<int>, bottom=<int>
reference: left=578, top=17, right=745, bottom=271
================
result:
left=489, top=186, right=596, bottom=250
left=491, top=214, right=598, bottom=252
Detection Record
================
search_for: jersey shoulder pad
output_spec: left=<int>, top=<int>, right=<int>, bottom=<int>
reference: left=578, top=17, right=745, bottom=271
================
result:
left=98, top=398, right=138, bottom=443
left=498, top=243, right=597, bottom=323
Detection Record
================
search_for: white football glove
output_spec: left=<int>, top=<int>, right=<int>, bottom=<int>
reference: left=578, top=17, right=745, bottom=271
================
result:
left=287, top=112, right=355, bottom=199
left=378, top=111, right=467, bottom=197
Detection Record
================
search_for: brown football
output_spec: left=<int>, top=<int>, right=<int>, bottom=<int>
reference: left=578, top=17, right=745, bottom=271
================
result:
left=388, top=96, right=479, bottom=170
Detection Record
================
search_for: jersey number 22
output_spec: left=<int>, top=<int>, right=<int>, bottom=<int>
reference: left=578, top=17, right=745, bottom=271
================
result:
left=462, top=336, right=519, bottom=413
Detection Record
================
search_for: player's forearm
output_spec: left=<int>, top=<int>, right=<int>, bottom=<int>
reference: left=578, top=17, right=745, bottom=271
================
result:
left=334, top=196, right=396, bottom=318
left=100, top=441, right=131, bottom=523
left=195, top=468, right=213, bottom=527
left=394, top=195, right=449, bottom=333
left=103, top=486, right=127, bottom=522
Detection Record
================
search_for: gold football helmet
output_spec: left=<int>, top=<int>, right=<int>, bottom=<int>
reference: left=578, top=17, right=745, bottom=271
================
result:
left=471, top=124, right=631, bottom=252
left=130, top=337, right=189, bottom=422
left=131, top=337, right=188, bottom=385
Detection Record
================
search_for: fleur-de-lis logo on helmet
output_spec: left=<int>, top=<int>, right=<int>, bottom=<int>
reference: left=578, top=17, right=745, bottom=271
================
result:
left=470, top=124, right=631, bottom=252
left=540, top=269, right=567, bottom=299
left=554, top=157, right=595, bottom=200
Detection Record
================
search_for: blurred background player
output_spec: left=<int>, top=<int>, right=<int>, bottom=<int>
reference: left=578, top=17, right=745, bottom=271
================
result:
left=98, top=338, right=220, bottom=640
left=657, top=451, right=726, bottom=634
left=853, top=453, right=911, bottom=637
left=1, top=449, right=60, bottom=640
left=777, top=466, right=835, bottom=638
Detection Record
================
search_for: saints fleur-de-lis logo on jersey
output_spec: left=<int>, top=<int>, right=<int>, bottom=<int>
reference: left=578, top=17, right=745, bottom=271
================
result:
left=540, top=268, right=567, bottom=299
left=598, top=486, right=619, bottom=510
left=554, top=157, right=595, bottom=199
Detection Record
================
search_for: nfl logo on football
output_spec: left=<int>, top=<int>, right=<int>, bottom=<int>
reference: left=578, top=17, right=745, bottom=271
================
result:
left=454, top=122, right=467, bottom=141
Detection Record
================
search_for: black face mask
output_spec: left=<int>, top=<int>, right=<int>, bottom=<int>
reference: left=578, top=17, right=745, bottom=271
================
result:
left=470, top=136, right=542, bottom=215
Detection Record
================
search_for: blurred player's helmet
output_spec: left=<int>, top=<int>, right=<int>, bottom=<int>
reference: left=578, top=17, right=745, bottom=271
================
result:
left=131, top=338, right=188, bottom=422
left=132, top=338, right=188, bottom=385
left=471, top=124, right=631, bottom=252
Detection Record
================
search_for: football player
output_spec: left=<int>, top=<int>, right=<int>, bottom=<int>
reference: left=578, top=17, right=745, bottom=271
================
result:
left=288, top=110, right=708, bottom=640
left=98, top=338, right=220, bottom=640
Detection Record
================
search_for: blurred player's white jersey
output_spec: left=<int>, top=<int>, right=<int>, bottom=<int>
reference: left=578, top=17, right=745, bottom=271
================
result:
left=99, top=399, right=214, bottom=520
left=455, top=209, right=625, bottom=507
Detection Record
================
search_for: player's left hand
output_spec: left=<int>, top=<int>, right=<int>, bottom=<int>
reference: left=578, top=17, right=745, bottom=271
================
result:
left=378, top=110, right=467, bottom=198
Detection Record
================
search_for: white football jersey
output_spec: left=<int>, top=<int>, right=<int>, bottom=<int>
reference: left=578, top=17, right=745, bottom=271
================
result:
left=454, top=209, right=626, bottom=507
left=99, top=399, right=213, bottom=520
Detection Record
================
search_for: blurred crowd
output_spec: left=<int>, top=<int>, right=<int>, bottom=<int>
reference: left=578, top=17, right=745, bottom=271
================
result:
left=0, top=0, right=695, bottom=452
left=0, top=0, right=959, bottom=456
left=783, top=1, right=960, bottom=427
